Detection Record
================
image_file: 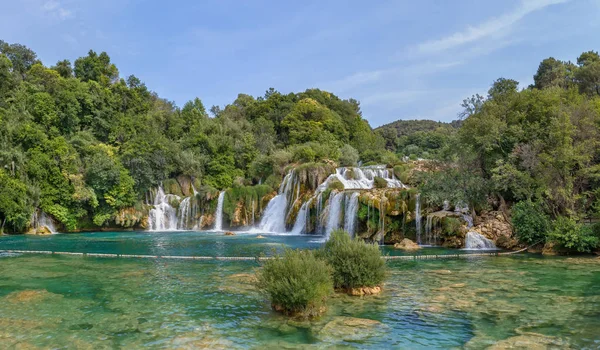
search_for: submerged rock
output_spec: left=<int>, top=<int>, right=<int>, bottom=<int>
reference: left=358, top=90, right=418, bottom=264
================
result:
left=316, top=316, right=386, bottom=343
left=393, top=238, right=420, bottom=251
left=488, top=332, right=569, bottom=350
left=347, top=286, right=382, bottom=296
left=5, top=289, right=62, bottom=303
left=256, top=235, right=266, bottom=239
left=224, top=231, right=236, bottom=236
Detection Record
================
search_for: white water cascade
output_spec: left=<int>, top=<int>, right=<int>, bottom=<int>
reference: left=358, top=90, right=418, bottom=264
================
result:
left=465, top=231, right=497, bottom=249
left=148, top=186, right=179, bottom=231
left=343, top=192, right=360, bottom=236
left=259, top=173, right=295, bottom=233
left=214, top=191, right=225, bottom=231
left=318, top=166, right=406, bottom=191
left=324, top=191, right=344, bottom=237
left=291, top=199, right=312, bottom=235
left=32, top=210, right=58, bottom=234
left=177, top=197, right=191, bottom=230
left=415, top=193, right=422, bottom=244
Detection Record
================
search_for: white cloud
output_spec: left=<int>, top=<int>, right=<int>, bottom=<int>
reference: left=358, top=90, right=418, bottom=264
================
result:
left=414, top=0, right=569, bottom=55
left=42, top=0, right=74, bottom=20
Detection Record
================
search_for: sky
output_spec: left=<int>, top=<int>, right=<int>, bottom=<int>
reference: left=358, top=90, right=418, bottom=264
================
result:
left=1, top=0, right=599, bottom=127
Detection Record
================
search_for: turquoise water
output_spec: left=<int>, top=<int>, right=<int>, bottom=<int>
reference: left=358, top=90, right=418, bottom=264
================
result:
left=1, top=231, right=599, bottom=348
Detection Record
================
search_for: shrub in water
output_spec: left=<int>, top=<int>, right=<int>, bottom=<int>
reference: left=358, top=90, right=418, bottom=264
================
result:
left=256, top=249, right=333, bottom=317
left=318, top=230, right=386, bottom=293
left=373, top=176, right=388, bottom=189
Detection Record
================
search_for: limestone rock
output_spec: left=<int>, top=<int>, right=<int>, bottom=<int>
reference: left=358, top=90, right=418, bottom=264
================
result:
left=348, top=286, right=382, bottom=296
left=394, top=238, right=420, bottom=251
left=317, top=316, right=387, bottom=343
left=256, top=235, right=266, bottom=239
left=488, top=332, right=569, bottom=350
left=224, top=231, right=235, bottom=236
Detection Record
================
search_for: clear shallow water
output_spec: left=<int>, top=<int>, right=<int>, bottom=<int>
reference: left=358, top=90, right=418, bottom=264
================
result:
left=0, top=232, right=599, bottom=349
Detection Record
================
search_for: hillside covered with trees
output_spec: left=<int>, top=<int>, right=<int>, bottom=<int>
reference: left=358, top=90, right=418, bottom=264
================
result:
left=0, top=40, right=387, bottom=233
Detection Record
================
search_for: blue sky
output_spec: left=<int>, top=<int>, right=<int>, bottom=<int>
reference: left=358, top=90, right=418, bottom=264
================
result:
left=1, top=0, right=599, bottom=126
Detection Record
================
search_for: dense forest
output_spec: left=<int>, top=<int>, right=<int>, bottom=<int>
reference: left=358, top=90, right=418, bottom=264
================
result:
left=0, top=40, right=388, bottom=233
left=1, top=40, right=599, bottom=253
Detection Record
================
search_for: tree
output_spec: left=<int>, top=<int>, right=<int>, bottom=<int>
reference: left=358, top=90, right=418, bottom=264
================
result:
left=52, top=59, right=73, bottom=78
left=533, top=57, right=574, bottom=89
left=74, top=50, right=119, bottom=84
left=575, top=51, right=600, bottom=96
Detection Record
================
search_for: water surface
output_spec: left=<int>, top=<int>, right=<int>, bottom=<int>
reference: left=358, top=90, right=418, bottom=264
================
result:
left=0, top=231, right=598, bottom=348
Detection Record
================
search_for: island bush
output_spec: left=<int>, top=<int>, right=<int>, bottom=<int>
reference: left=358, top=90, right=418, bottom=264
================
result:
left=256, top=249, right=333, bottom=317
left=318, top=230, right=386, bottom=293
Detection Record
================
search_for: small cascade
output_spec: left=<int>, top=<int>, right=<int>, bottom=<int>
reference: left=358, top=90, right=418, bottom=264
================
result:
left=465, top=231, right=496, bottom=249
left=291, top=199, right=312, bottom=235
left=415, top=194, right=422, bottom=244
left=315, top=192, right=324, bottom=233
left=259, top=173, right=295, bottom=233
left=343, top=192, right=360, bottom=236
left=32, top=210, right=58, bottom=234
left=325, top=191, right=344, bottom=237
left=319, top=166, right=406, bottom=191
left=424, top=215, right=436, bottom=245
left=177, top=197, right=191, bottom=230
left=214, top=191, right=225, bottom=231
left=148, top=186, right=179, bottom=231
left=455, top=203, right=473, bottom=228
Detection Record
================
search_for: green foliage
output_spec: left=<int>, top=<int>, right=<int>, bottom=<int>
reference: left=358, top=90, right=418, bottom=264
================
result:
left=548, top=217, right=599, bottom=253
left=442, top=217, right=461, bottom=237
left=0, top=169, right=33, bottom=232
left=318, top=230, right=386, bottom=290
left=338, top=144, right=359, bottom=166
left=327, top=180, right=344, bottom=191
left=373, top=176, right=388, bottom=189
left=256, top=249, right=333, bottom=317
left=511, top=201, right=550, bottom=244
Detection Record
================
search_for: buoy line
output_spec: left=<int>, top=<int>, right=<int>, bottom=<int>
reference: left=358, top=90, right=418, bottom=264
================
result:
left=0, top=248, right=529, bottom=261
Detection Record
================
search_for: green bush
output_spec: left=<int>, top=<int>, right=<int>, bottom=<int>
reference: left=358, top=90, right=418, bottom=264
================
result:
left=511, top=200, right=550, bottom=244
left=373, top=176, right=388, bottom=189
left=548, top=217, right=599, bottom=253
left=338, top=144, right=359, bottom=166
left=443, top=217, right=461, bottom=236
left=256, top=249, right=333, bottom=317
left=318, top=230, right=386, bottom=291
left=327, top=179, right=345, bottom=191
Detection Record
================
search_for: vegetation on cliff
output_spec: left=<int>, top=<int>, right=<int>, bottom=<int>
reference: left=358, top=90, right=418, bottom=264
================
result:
left=0, top=40, right=385, bottom=233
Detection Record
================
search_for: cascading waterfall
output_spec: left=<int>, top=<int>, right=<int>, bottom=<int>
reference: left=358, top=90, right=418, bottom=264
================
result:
left=465, top=231, right=497, bottom=249
left=177, top=197, right=191, bottom=230
left=415, top=194, right=422, bottom=244
left=343, top=192, right=360, bottom=236
left=259, top=173, right=295, bottom=233
left=324, top=191, right=344, bottom=237
left=32, top=210, right=58, bottom=234
left=214, top=191, right=225, bottom=231
left=291, top=199, right=312, bottom=235
left=148, top=186, right=179, bottom=231
left=318, top=166, right=405, bottom=190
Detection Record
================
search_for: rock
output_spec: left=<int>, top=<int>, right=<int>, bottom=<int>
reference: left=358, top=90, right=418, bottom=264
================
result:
left=256, top=235, right=266, bottom=239
left=348, top=286, right=382, bottom=296
left=429, top=269, right=452, bottom=275
left=488, top=332, right=568, bottom=350
left=36, top=226, right=52, bottom=235
left=5, top=289, right=61, bottom=303
left=393, top=238, right=420, bottom=251
left=542, top=242, right=559, bottom=256
left=316, top=316, right=386, bottom=343
left=224, top=231, right=235, bottom=236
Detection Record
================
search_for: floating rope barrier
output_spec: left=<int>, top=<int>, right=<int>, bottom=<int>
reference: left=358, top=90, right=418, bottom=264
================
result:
left=0, top=248, right=530, bottom=261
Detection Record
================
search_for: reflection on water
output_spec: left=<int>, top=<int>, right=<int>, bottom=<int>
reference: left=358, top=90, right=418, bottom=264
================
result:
left=0, top=232, right=598, bottom=348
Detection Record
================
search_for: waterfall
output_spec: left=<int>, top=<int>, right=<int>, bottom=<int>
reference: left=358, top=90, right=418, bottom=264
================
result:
left=32, top=210, right=58, bottom=234
left=415, top=194, right=422, bottom=244
left=343, top=192, right=360, bottom=236
left=425, top=215, right=434, bottom=245
left=148, top=186, right=179, bottom=231
left=318, top=165, right=405, bottom=191
left=291, top=199, right=312, bottom=235
left=325, top=191, right=344, bottom=237
left=259, top=173, right=295, bottom=233
left=454, top=203, right=473, bottom=228
left=465, top=231, right=497, bottom=249
left=214, top=191, right=225, bottom=231
left=177, top=197, right=191, bottom=230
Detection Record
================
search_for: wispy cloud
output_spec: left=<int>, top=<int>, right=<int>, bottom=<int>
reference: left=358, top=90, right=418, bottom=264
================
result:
left=42, top=0, right=74, bottom=20
left=414, top=0, right=568, bottom=55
